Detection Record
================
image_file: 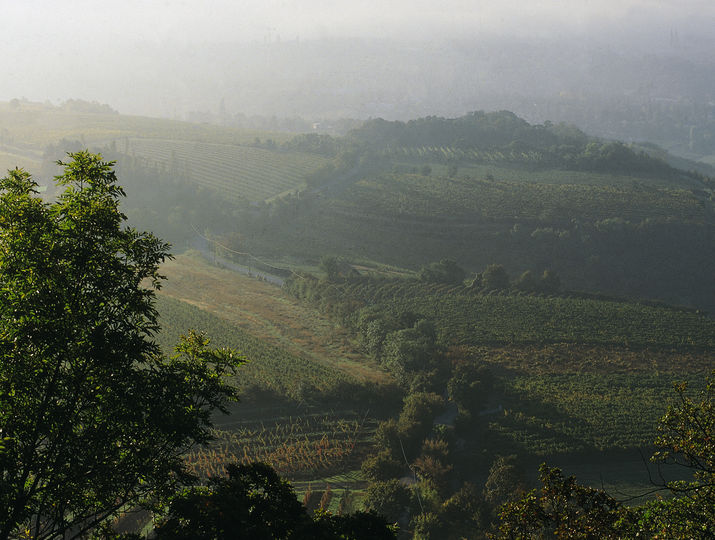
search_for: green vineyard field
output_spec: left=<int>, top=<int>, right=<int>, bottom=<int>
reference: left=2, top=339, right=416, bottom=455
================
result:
left=333, top=279, right=715, bottom=349
left=343, top=172, right=709, bottom=223
left=0, top=102, right=289, bottom=147
left=155, top=295, right=381, bottom=482
left=126, top=138, right=328, bottom=201
left=488, top=372, right=708, bottom=455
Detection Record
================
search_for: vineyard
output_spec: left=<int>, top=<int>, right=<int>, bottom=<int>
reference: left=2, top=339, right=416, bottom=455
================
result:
left=235, top=155, right=713, bottom=314
left=342, top=172, right=710, bottom=223
left=387, top=145, right=704, bottom=187
left=389, top=145, right=547, bottom=164
left=325, top=278, right=715, bottom=349
left=185, top=412, right=377, bottom=481
left=125, top=138, right=328, bottom=201
left=465, top=343, right=714, bottom=377
left=156, top=294, right=386, bottom=484
left=157, top=252, right=394, bottom=388
left=486, top=371, right=708, bottom=456
left=286, top=272, right=714, bottom=462
left=3, top=102, right=713, bottom=534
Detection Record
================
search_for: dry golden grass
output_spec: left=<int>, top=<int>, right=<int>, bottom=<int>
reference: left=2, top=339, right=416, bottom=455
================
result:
left=159, top=252, right=391, bottom=385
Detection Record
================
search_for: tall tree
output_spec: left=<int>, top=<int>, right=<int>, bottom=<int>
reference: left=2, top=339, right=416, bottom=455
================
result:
left=0, top=152, right=243, bottom=539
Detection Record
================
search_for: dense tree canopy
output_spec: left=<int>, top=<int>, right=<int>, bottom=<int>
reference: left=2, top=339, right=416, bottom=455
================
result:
left=418, top=258, right=465, bottom=285
left=0, top=152, right=243, bottom=539
left=155, top=462, right=396, bottom=540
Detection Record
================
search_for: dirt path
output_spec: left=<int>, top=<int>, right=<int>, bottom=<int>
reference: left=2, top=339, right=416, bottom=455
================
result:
left=159, top=251, right=391, bottom=385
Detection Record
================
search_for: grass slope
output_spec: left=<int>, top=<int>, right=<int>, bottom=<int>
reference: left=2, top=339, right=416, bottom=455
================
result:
left=0, top=101, right=290, bottom=148
left=157, top=252, right=392, bottom=389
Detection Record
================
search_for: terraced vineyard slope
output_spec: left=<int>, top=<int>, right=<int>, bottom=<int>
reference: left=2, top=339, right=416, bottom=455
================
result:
left=126, top=138, right=328, bottom=201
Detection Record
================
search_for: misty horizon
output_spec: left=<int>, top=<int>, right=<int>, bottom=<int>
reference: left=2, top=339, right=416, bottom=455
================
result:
left=2, top=1, right=714, bottom=121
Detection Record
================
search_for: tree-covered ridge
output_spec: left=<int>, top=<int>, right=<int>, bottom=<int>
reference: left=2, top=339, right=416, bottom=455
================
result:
left=349, top=111, right=588, bottom=151
left=346, top=111, right=704, bottom=181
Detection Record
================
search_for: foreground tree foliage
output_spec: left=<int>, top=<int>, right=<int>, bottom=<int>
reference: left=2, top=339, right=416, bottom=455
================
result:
left=496, top=372, right=715, bottom=539
left=647, top=373, right=715, bottom=538
left=0, top=153, right=243, bottom=540
left=495, top=465, right=628, bottom=539
left=155, top=462, right=396, bottom=540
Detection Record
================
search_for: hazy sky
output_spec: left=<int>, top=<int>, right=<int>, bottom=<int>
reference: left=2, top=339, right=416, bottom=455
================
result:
left=4, top=0, right=714, bottom=43
left=1, top=1, right=714, bottom=116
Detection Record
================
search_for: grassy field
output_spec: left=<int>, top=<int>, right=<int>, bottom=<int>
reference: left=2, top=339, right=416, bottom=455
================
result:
left=156, top=294, right=356, bottom=402
left=0, top=101, right=291, bottom=148
left=158, top=252, right=391, bottom=387
left=0, top=150, right=42, bottom=175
